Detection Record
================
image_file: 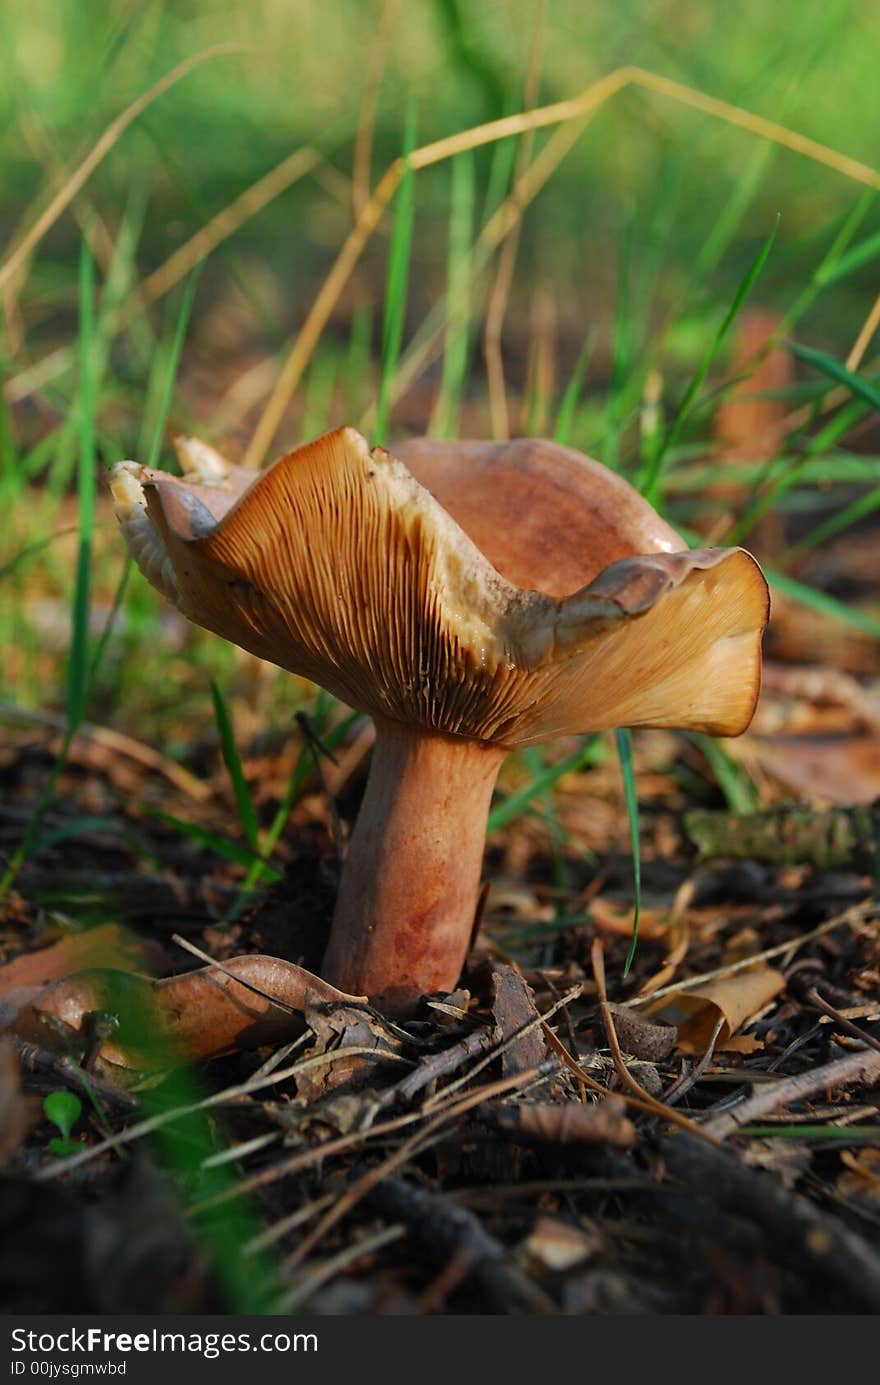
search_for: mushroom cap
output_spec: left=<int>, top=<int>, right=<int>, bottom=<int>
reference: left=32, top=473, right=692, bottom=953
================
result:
left=393, top=436, right=683, bottom=596
left=110, top=427, right=769, bottom=748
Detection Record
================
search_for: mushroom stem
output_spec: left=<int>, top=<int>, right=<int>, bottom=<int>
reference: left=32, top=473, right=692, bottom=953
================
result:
left=321, top=719, right=506, bottom=1016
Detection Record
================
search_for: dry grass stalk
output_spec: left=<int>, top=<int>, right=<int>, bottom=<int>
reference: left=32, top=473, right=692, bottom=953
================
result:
left=247, top=63, right=880, bottom=468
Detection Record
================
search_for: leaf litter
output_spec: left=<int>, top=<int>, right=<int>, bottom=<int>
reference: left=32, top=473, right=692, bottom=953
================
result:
left=1, top=674, right=879, bottom=1314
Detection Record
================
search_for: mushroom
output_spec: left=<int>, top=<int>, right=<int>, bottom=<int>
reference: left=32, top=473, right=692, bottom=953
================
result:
left=110, top=428, right=769, bottom=1016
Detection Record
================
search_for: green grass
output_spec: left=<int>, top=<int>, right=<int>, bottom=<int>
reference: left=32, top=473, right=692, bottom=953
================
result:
left=374, top=108, right=417, bottom=447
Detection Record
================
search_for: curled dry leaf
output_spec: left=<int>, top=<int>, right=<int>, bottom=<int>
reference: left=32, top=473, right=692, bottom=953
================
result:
left=644, top=966, right=786, bottom=1054
left=604, top=1004, right=678, bottom=1062
left=589, top=898, right=669, bottom=941
left=6, top=957, right=365, bottom=1069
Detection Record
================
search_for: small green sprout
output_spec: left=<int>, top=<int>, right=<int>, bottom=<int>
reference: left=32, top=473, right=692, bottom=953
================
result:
left=43, top=1089, right=84, bottom=1156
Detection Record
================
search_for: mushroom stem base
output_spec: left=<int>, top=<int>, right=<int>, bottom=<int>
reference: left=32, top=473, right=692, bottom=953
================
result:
left=321, top=721, right=505, bottom=1016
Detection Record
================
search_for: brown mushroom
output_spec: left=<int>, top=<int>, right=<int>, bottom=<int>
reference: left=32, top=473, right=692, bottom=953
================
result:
left=111, top=428, right=769, bottom=1016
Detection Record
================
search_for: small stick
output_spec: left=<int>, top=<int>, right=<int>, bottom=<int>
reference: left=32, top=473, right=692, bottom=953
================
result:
left=703, top=1046, right=880, bottom=1140
left=591, top=939, right=720, bottom=1145
left=281, top=1061, right=562, bottom=1272
left=420, top=984, right=583, bottom=1109
left=274, top=1223, right=406, bottom=1313
left=806, top=987, right=880, bottom=1056
left=625, top=901, right=874, bottom=1008
left=375, top=1027, right=495, bottom=1110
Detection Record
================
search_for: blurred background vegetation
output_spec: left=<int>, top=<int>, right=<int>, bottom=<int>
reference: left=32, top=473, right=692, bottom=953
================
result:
left=2, top=0, right=879, bottom=790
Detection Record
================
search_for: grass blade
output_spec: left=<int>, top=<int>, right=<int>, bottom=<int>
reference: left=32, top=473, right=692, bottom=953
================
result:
left=373, top=107, right=416, bottom=446
left=781, top=481, right=880, bottom=561
left=766, top=565, right=880, bottom=639
left=210, top=680, right=261, bottom=852
left=149, top=809, right=279, bottom=877
left=146, top=268, right=202, bottom=468
left=688, top=733, right=759, bottom=814
left=641, top=215, right=780, bottom=506
left=553, top=332, right=594, bottom=446
left=67, top=239, right=97, bottom=732
left=226, top=705, right=362, bottom=920
left=488, top=737, right=601, bottom=834
left=433, top=150, right=475, bottom=438
left=789, top=340, right=880, bottom=413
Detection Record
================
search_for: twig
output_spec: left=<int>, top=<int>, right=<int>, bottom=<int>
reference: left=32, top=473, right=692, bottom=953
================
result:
left=36, top=1044, right=407, bottom=1180
left=626, top=901, right=874, bottom=1008
left=591, top=939, right=720, bottom=1145
left=274, top=1223, right=406, bottom=1312
left=703, top=1046, right=880, bottom=1140
left=356, top=1172, right=557, bottom=1314
left=9, top=1037, right=137, bottom=1118
left=420, top=984, right=582, bottom=1109
left=806, top=987, right=880, bottom=1056
left=281, top=1061, right=561, bottom=1271
left=242, top=1192, right=337, bottom=1257
left=663, top=1014, right=725, bottom=1107
left=661, top=1132, right=880, bottom=1312
left=374, top=1026, right=495, bottom=1110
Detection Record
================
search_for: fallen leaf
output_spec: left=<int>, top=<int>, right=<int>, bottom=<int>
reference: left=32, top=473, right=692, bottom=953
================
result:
left=644, top=966, right=785, bottom=1053
left=0, top=923, right=156, bottom=998
left=588, top=898, right=668, bottom=941
left=487, top=1095, right=636, bottom=1148
left=490, top=965, right=545, bottom=1076
left=5, top=957, right=365, bottom=1068
left=730, top=734, right=880, bottom=806
left=297, top=1004, right=405, bottom=1100
left=605, top=1004, right=677, bottom=1062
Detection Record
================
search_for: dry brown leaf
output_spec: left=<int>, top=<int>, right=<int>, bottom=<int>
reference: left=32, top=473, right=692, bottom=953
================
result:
left=297, top=1004, right=404, bottom=1100
left=490, top=964, right=545, bottom=1076
left=730, top=734, right=880, bottom=806
left=489, top=1095, right=636, bottom=1148
left=0, top=922, right=156, bottom=998
left=6, top=957, right=364, bottom=1068
left=605, top=1004, right=677, bottom=1062
left=644, top=966, right=785, bottom=1053
left=588, top=898, right=668, bottom=941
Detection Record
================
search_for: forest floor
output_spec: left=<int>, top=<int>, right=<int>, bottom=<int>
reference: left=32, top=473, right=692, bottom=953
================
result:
left=2, top=591, right=878, bottom=1312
